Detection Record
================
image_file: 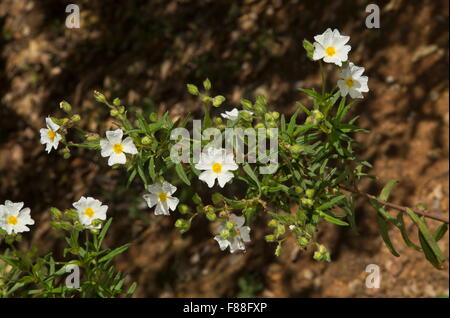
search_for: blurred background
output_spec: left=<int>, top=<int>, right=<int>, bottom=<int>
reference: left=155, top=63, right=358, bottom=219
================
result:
left=0, top=0, right=448, bottom=297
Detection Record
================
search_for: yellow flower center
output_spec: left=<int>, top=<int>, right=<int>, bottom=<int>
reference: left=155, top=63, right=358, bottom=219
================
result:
left=345, top=78, right=354, bottom=88
left=325, top=46, right=336, bottom=56
left=158, top=192, right=168, bottom=202
left=7, top=215, right=18, bottom=225
left=113, top=143, right=124, bottom=154
left=212, top=162, right=222, bottom=173
left=47, top=130, right=56, bottom=140
left=84, top=208, right=95, bottom=218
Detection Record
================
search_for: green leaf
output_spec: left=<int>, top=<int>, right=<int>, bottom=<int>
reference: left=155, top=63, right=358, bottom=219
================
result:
left=126, top=169, right=137, bottom=187
left=148, top=157, right=156, bottom=182
left=99, top=244, right=131, bottom=263
left=419, top=231, right=443, bottom=269
left=396, top=212, right=421, bottom=251
left=175, top=163, right=191, bottom=186
left=97, top=218, right=113, bottom=250
left=316, top=195, right=346, bottom=211
left=287, top=108, right=300, bottom=135
left=377, top=214, right=400, bottom=257
left=137, top=162, right=148, bottom=187
left=405, top=208, right=445, bottom=265
left=242, top=163, right=261, bottom=195
left=379, top=179, right=398, bottom=201
left=319, top=211, right=349, bottom=226
left=434, top=223, right=448, bottom=242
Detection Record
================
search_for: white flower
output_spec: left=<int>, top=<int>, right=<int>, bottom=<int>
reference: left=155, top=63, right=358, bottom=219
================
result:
left=195, top=147, right=238, bottom=188
left=143, top=181, right=179, bottom=216
left=312, top=28, right=351, bottom=66
left=337, top=62, right=369, bottom=99
left=221, top=108, right=253, bottom=121
left=40, top=117, right=62, bottom=153
left=0, top=201, right=34, bottom=235
left=214, top=214, right=251, bottom=253
left=100, top=129, right=138, bottom=166
left=73, top=196, right=108, bottom=229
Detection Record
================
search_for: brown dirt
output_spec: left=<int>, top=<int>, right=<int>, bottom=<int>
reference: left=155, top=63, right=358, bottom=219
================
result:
left=0, top=0, right=448, bottom=297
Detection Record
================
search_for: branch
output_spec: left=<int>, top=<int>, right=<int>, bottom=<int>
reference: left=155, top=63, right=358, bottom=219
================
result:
left=340, top=186, right=449, bottom=224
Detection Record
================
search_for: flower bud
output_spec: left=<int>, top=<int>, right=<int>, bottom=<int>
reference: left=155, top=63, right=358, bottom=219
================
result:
left=187, top=84, right=199, bottom=96
left=63, top=152, right=71, bottom=160
left=268, top=219, right=277, bottom=227
left=240, top=111, right=253, bottom=121
left=192, top=193, right=202, bottom=205
left=212, top=95, right=225, bottom=107
left=272, top=111, right=280, bottom=120
left=203, top=78, right=211, bottom=91
left=178, top=204, right=190, bottom=214
left=225, top=221, right=234, bottom=230
left=93, top=90, right=107, bottom=103
left=219, top=211, right=227, bottom=218
left=301, top=198, right=314, bottom=207
left=59, top=101, right=72, bottom=113
left=254, top=123, right=265, bottom=129
left=264, top=113, right=273, bottom=121
left=206, top=211, right=216, bottom=221
left=297, top=237, right=309, bottom=247
left=213, top=117, right=223, bottom=125
left=113, top=98, right=121, bottom=106
left=294, top=186, right=303, bottom=194
left=240, top=99, right=253, bottom=111
left=211, top=193, right=224, bottom=205
left=141, top=136, right=152, bottom=145
left=50, top=207, right=62, bottom=219
left=220, top=229, right=230, bottom=239
left=71, top=114, right=81, bottom=122
left=110, top=109, right=119, bottom=117
left=306, top=189, right=315, bottom=198
left=265, top=234, right=275, bottom=242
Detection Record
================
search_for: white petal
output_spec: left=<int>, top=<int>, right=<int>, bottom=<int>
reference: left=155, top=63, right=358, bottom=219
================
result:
left=230, top=214, right=245, bottom=227
left=100, top=139, right=113, bottom=157
left=106, top=129, right=123, bottom=144
left=143, top=193, right=158, bottom=208
left=155, top=202, right=170, bottom=216
left=312, top=44, right=325, bottom=60
left=217, top=171, right=234, bottom=187
left=147, top=183, right=163, bottom=195
left=337, top=80, right=349, bottom=97
left=199, top=170, right=217, bottom=188
left=162, top=181, right=177, bottom=195
left=108, top=152, right=126, bottom=166
left=239, top=226, right=251, bottom=242
left=167, top=197, right=179, bottom=211
left=229, top=238, right=245, bottom=253
left=46, top=117, right=60, bottom=131
left=214, top=236, right=230, bottom=251
left=121, top=137, right=138, bottom=154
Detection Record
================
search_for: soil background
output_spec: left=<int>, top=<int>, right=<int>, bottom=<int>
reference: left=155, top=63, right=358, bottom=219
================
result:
left=0, top=0, right=448, bottom=297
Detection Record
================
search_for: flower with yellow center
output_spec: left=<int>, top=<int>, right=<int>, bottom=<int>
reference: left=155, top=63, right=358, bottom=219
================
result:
left=0, top=200, right=34, bottom=235
left=195, top=147, right=238, bottom=188
left=312, top=28, right=351, bottom=66
left=73, top=196, right=108, bottom=229
left=40, top=117, right=62, bottom=153
left=100, top=129, right=138, bottom=166
left=214, top=214, right=251, bottom=253
left=143, top=181, right=179, bottom=216
left=337, top=62, right=369, bottom=99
